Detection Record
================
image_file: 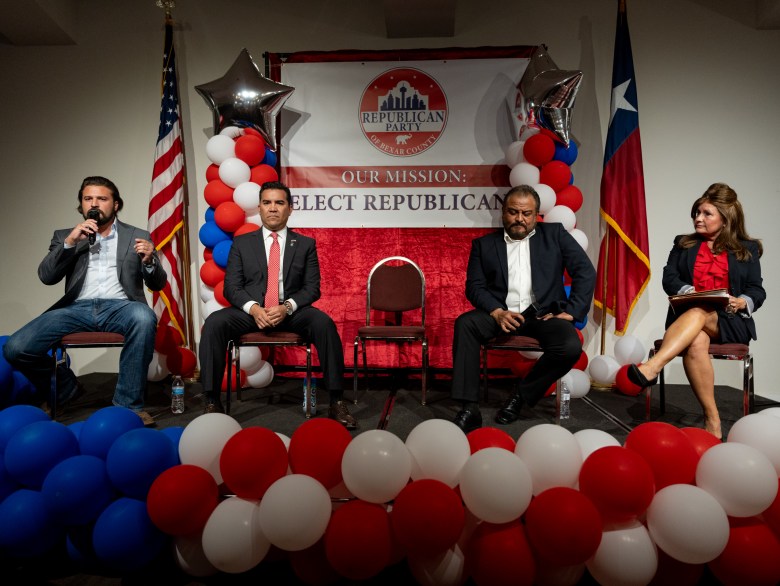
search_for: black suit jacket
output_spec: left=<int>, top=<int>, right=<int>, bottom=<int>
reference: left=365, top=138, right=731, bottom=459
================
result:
left=224, top=229, right=320, bottom=310
left=662, top=235, right=765, bottom=339
left=465, top=222, right=596, bottom=322
left=38, top=219, right=166, bottom=312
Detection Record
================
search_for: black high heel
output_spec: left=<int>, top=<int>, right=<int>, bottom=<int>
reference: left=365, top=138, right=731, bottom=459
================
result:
left=627, top=364, right=658, bottom=387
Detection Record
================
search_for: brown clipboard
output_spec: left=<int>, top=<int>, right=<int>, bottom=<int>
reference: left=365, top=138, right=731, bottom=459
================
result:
left=668, top=288, right=730, bottom=313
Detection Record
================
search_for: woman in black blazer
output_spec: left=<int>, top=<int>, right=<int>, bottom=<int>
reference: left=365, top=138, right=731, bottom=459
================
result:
left=628, top=183, right=765, bottom=439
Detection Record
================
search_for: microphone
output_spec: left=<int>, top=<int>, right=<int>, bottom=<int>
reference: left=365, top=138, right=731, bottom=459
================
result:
left=87, top=209, right=100, bottom=245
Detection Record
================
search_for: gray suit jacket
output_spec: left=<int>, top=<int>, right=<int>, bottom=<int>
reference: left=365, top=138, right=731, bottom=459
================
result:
left=38, top=218, right=167, bottom=312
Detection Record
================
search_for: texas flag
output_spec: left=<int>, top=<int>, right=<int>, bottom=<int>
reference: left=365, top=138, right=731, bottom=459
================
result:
left=594, top=0, right=651, bottom=335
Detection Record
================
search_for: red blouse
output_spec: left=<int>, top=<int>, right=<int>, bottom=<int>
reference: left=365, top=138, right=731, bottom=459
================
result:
left=693, top=243, right=729, bottom=291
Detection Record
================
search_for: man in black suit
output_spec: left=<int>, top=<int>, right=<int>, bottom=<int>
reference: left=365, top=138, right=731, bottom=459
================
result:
left=451, top=184, right=596, bottom=432
left=3, top=176, right=166, bottom=426
left=199, top=181, right=356, bottom=428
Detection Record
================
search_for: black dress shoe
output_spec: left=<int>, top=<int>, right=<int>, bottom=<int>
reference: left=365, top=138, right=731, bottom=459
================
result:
left=495, top=393, right=525, bottom=425
left=203, top=400, right=225, bottom=414
left=453, top=408, right=482, bottom=434
left=627, top=364, right=658, bottom=388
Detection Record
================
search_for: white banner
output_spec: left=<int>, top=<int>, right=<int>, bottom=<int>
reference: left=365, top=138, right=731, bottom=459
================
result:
left=279, top=52, right=531, bottom=227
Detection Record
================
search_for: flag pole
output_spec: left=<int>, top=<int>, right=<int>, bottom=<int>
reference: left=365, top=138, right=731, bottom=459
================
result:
left=599, top=226, right=610, bottom=356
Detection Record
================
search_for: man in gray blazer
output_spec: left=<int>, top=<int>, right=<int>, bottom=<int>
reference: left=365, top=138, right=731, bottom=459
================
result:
left=451, top=184, right=596, bottom=432
left=3, top=176, right=166, bottom=425
left=199, top=181, right=355, bottom=428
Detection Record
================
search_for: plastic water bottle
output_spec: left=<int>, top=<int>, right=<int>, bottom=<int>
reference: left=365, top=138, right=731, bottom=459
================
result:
left=559, top=380, right=571, bottom=420
left=171, top=375, right=185, bottom=414
left=302, top=377, right=317, bottom=414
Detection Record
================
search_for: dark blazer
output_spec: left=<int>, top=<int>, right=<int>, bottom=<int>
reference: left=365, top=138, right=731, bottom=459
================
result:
left=662, top=235, right=765, bottom=339
left=465, top=222, right=596, bottom=322
left=224, top=229, right=320, bottom=310
left=38, top=219, right=166, bottom=312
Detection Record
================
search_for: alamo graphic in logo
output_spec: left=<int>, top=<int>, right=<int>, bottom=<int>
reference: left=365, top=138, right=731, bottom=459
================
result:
left=359, top=67, right=448, bottom=157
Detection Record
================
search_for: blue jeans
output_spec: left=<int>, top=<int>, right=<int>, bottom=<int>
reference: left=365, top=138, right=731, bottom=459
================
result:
left=3, top=299, right=157, bottom=411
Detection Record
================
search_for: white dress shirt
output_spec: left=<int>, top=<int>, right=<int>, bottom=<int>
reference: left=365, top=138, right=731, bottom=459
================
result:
left=504, top=228, right=536, bottom=313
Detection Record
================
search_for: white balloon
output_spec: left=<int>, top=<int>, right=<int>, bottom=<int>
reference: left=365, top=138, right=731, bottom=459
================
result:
left=459, top=447, right=533, bottom=523
left=574, top=429, right=620, bottom=462
left=147, top=351, right=169, bottom=382
left=727, top=413, right=780, bottom=475
left=257, top=474, right=332, bottom=551
left=561, top=369, right=591, bottom=399
left=238, top=347, right=264, bottom=374
left=519, top=126, right=540, bottom=141
left=202, top=496, right=269, bottom=573
left=647, top=484, right=729, bottom=564
left=515, top=424, right=583, bottom=495
left=406, top=419, right=471, bottom=488
left=588, top=355, right=621, bottom=385
left=245, top=361, right=274, bottom=388
left=245, top=212, right=263, bottom=226
left=543, top=205, right=576, bottom=231
left=519, top=349, right=543, bottom=360
left=275, top=432, right=291, bottom=450
left=202, top=298, right=224, bottom=319
left=586, top=522, right=658, bottom=586
left=205, top=135, right=236, bottom=165
left=219, top=126, right=243, bottom=139
left=509, top=162, right=540, bottom=187
left=532, top=183, right=557, bottom=215
left=696, top=441, right=778, bottom=517
left=505, top=141, right=526, bottom=168
left=757, top=407, right=780, bottom=420
left=614, top=335, right=647, bottom=366
left=174, top=532, right=218, bottom=577
left=233, top=182, right=261, bottom=212
left=408, top=543, right=467, bottom=586
left=199, top=281, right=215, bottom=303
left=179, top=413, right=242, bottom=484
left=219, top=157, right=251, bottom=188
left=568, top=228, right=589, bottom=252
left=341, top=429, right=412, bottom=504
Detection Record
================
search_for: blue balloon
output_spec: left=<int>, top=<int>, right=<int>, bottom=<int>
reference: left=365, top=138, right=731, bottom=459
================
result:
left=564, top=285, right=572, bottom=298
left=0, top=404, right=49, bottom=453
left=4, top=420, right=79, bottom=489
left=212, top=239, right=233, bottom=268
left=0, top=456, right=20, bottom=504
left=68, top=420, right=85, bottom=441
left=204, top=206, right=215, bottom=223
left=0, top=488, right=65, bottom=557
left=11, top=370, right=36, bottom=404
left=574, top=314, right=588, bottom=330
left=66, top=524, right=99, bottom=567
left=79, top=406, right=144, bottom=460
left=160, top=426, right=185, bottom=451
left=262, top=147, right=278, bottom=168
left=42, top=455, right=116, bottom=525
left=0, top=354, right=13, bottom=397
left=198, top=220, right=230, bottom=249
left=106, top=428, right=178, bottom=499
left=553, top=141, right=579, bottom=166
left=93, top=497, right=168, bottom=572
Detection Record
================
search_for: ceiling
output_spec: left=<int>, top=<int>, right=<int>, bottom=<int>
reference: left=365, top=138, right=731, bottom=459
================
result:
left=1, top=0, right=779, bottom=45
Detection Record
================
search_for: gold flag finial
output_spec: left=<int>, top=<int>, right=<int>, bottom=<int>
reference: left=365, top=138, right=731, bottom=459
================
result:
left=156, top=0, right=175, bottom=20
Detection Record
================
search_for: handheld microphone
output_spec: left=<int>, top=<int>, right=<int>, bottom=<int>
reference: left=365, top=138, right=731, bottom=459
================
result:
left=87, top=209, right=100, bottom=245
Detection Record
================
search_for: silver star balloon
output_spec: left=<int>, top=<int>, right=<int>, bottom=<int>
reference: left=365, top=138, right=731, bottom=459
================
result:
left=195, top=49, right=294, bottom=151
left=513, top=46, right=582, bottom=145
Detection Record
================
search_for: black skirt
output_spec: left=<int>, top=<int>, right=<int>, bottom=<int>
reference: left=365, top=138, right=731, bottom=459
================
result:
left=714, top=309, right=753, bottom=344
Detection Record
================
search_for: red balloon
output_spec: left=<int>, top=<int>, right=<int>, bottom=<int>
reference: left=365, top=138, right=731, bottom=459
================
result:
left=467, top=426, right=516, bottom=454
left=220, top=427, right=288, bottom=499
left=650, top=549, right=704, bottom=586
left=234, top=222, right=261, bottom=237
left=234, top=134, right=267, bottom=166
left=578, top=446, right=655, bottom=525
left=624, top=422, right=698, bottom=489
left=164, top=347, right=197, bottom=377
left=524, top=487, right=602, bottom=566
left=154, top=325, right=183, bottom=353
left=539, top=160, right=571, bottom=192
left=325, top=500, right=392, bottom=581
left=467, top=520, right=535, bottom=586
left=205, top=164, right=220, bottom=182
left=509, top=357, right=535, bottom=378
left=146, top=464, right=219, bottom=536
left=762, top=479, right=780, bottom=539
left=289, top=419, right=352, bottom=489
left=250, top=164, right=279, bottom=186
left=199, top=260, right=225, bottom=288
left=573, top=351, right=588, bottom=371
left=615, top=364, right=643, bottom=396
left=709, top=517, right=780, bottom=586
left=203, top=179, right=234, bottom=208
left=680, top=426, right=721, bottom=459
left=203, top=247, right=213, bottom=262
left=243, top=127, right=263, bottom=138
left=214, top=281, right=229, bottom=307
left=575, top=328, right=584, bottom=345
left=221, top=365, right=246, bottom=393
left=390, top=479, right=464, bottom=558
left=522, top=134, right=555, bottom=167
left=289, top=538, right=341, bottom=586
left=214, top=201, right=246, bottom=233
left=555, top=185, right=583, bottom=212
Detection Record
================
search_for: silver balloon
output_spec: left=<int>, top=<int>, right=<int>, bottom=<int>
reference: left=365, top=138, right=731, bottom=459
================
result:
left=514, top=46, right=582, bottom=146
left=195, top=49, right=294, bottom=151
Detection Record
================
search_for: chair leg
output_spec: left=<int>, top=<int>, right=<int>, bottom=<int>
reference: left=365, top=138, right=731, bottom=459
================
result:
left=352, top=337, right=360, bottom=404
left=225, top=341, right=235, bottom=414
left=378, top=389, right=397, bottom=430
left=481, top=345, right=489, bottom=402
left=361, top=339, right=368, bottom=395
left=50, top=346, right=64, bottom=420
left=304, top=345, right=313, bottom=418
left=744, top=355, right=754, bottom=416
left=421, top=339, right=428, bottom=406
left=645, top=348, right=655, bottom=420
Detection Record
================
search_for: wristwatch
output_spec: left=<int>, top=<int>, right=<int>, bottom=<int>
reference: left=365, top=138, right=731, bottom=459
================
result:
left=284, top=300, right=293, bottom=315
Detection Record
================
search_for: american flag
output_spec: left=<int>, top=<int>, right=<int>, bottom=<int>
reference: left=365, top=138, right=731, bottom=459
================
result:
left=148, top=21, right=188, bottom=343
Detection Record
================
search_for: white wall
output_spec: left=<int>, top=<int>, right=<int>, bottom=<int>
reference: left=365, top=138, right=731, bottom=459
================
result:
left=1, top=0, right=778, bottom=399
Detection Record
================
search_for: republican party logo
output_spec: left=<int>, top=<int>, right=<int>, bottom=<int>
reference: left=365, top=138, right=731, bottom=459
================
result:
left=359, top=67, right=448, bottom=157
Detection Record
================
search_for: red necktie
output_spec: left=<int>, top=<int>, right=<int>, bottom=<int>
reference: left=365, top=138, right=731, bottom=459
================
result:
left=265, top=232, right=280, bottom=308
